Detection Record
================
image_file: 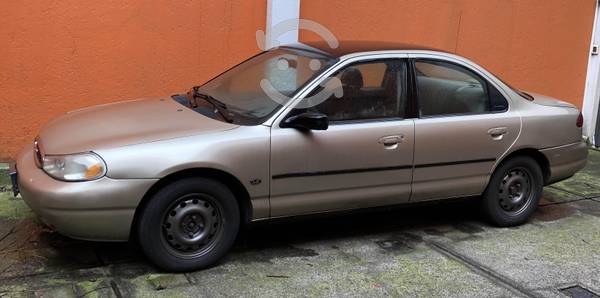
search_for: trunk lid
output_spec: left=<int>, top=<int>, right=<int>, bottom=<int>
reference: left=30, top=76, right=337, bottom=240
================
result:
left=526, top=92, right=577, bottom=109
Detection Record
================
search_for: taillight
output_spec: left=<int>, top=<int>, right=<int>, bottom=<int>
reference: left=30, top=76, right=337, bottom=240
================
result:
left=576, top=112, right=583, bottom=128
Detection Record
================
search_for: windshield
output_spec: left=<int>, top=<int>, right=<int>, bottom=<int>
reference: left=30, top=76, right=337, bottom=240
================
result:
left=195, top=48, right=338, bottom=125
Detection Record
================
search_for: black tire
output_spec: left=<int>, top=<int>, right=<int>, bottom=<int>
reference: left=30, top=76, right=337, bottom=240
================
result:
left=481, top=156, right=543, bottom=226
left=137, top=177, right=240, bottom=272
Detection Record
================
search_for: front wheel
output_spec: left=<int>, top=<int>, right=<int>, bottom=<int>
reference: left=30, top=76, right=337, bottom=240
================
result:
left=481, top=156, right=543, bottom=226
left=137, top=178, right=240, bottom=272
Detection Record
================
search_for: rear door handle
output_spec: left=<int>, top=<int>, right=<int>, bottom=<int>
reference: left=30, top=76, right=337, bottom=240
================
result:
left=487, top=127, right=508, bottom=140
left=378, top=135, right=403, bottom=149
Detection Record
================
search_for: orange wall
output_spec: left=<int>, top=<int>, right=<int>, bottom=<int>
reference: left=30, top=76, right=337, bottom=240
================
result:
left=300, top=0, right=595, bottom=107
left=1, top=1, right=596, bottom=160
left=0, top=0, right=265, bottom=160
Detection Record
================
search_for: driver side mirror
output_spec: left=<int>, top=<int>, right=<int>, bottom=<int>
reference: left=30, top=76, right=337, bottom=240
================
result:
left=282, top=112, right=329, bottom=131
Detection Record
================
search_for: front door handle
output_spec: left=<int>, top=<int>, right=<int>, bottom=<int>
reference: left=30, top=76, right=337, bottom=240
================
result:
left=378, top=135, right=403, bottom=149
left=487, top=127, right=508, bottom=140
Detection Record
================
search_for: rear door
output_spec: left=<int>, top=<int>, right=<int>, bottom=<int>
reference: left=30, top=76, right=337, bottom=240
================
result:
left=409, top=55, right=520, bottom=201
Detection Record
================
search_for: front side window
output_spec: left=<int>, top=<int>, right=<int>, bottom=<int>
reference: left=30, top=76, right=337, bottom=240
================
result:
left=303, top=59, right=407, bottom=122
left=415, top=59, right=506, bottom=117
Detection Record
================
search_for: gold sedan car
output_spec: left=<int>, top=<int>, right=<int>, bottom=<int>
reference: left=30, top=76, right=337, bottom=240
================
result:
left=11, top=41, right=587, bottom=271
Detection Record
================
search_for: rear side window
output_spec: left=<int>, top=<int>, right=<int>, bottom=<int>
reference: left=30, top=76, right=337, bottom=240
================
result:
left=415, top=59, right=507, bottom=117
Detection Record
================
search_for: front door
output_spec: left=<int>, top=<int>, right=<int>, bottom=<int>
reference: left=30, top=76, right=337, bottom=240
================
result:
left=269, top=58, right=414, bottom=217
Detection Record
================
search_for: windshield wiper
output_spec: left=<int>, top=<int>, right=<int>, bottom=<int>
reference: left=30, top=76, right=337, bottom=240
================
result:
left=188, top=86, right=233, bottom=123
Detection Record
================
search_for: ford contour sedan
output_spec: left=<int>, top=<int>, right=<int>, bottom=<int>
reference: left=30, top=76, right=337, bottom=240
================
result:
left=12, top=41, right=587, bottom=271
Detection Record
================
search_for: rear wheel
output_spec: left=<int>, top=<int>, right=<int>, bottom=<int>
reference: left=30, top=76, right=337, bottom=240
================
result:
left=137, top=178, right=240, bottom=271
left=481, top=156, right=543, bottom=226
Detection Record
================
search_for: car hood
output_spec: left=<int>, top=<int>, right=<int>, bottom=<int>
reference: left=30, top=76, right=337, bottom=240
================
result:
left=38, top=97, right=238, bottom=154
left=526, top=92, right=577, bottom=109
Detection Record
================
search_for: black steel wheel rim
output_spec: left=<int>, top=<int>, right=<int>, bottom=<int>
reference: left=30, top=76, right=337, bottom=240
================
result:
left=498, top=167, right=533, bottom=216
left=161, top=193, right=224, bottom=258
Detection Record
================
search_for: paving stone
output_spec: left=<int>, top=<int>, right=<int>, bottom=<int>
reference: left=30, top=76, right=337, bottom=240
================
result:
left=145, top=273, right=190, bottom=290
left=552, top=149, right=600, bottom=197
left=0, top=278, right=117, bottom=298
left=572, top=198, right=600, bottom=217
left=105, top=273, right=187, bottom=298
left=442, top=204, right=600, bottom=295
left=0, top=267, right=112, bottom=297
left=0, top=246, right=101, bottom=279
left=0, top=226, right=102, bottom=279
left=74, top=279, right=118, bottom=298
left=0, top=192, right=32, bottom=221
left=534, top=201, right=580, bottom=223
left=533, top=289, right=569, bottom=298
left=106, top=261, right=158, bottom=279
left=34, top=285, right=78, bottom=298
left=540, top=187, right=584, bottom=205
left=0, top=166, right=11, bottom=191
left=0, top=278, right=76, bottom=297
left=92, top=242, right=144, bottom=265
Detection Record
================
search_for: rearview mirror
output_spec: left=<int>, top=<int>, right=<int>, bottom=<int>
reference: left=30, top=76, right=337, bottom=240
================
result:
left=282, top=112, right=329, bottom=131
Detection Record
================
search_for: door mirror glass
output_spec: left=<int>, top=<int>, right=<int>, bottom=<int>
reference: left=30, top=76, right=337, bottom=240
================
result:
left=282, top=112, right=329, bottom=130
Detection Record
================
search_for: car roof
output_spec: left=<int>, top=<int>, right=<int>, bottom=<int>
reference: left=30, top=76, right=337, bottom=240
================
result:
left=281, top=40, right=447, bottom=57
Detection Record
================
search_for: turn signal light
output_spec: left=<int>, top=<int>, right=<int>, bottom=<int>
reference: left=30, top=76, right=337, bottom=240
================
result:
left=84, top=164, right=104, bottom=179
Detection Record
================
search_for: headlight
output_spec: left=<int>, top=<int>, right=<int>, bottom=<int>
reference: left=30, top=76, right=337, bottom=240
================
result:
left=42, top=152, right=107, bottom=181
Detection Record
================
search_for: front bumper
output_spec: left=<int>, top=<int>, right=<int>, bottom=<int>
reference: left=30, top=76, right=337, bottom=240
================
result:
left=16, top=144, right=158, bottom=241
left=541, top=141, right=588, bottom=185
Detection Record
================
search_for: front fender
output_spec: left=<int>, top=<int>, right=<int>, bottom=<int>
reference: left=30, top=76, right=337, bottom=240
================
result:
left=95, top=126, right=271, bottom=201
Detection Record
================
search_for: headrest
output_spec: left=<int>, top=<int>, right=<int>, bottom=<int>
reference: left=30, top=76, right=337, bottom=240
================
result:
left=340, top=67, right=363, bottom=89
